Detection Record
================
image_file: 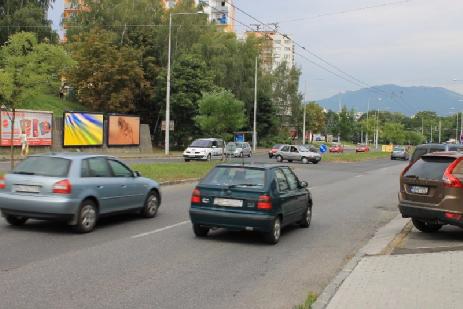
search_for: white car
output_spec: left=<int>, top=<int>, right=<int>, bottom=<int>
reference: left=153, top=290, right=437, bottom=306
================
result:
left=226, top=142, right=252, bottom=158
left=275, top=145, right=321, bottom=164
left=183, top=138, right=224, bottom=162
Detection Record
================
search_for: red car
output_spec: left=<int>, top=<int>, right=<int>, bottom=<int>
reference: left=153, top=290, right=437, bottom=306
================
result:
left=268, top=144, right=284, bottom=158
left=329, top=144, right=344, bottom=153
left=356, top=144, right=370, bottom=152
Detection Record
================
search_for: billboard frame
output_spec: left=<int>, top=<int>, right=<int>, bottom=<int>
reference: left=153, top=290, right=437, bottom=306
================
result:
left=106, top=113, right=141, bottom=147
left=62, top=111, right=105, bottom=148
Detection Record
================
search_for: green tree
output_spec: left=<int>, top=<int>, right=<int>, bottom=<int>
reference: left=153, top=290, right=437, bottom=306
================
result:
left=404, top=131, right=426, bottom=145
left=382, top=122, right=406, bottom=144
left=304, top=102, right=326, bottom=139
left=0, top=1, right=58, bottom=44
left=325, top=110, right=339, bottom=138
left=338, top=106, right=355, bottom=142
left=196, top=89, right=246, bottom=141
left=0, top=32, right=73, bottom=167
left=68, top=28, right=149, bottom=113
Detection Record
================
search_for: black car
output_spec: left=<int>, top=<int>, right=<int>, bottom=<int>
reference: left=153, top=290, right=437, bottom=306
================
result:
left=189, top=164, right=313, bottom=244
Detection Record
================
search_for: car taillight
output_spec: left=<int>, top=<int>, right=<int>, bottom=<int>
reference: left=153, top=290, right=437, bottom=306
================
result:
left=444, top=212, right=462, bottom=221
left=0, top=176, right=5, bottom=189
left=52, top=179, right=72, bottom=194
left=191, top=188, right=201, bottom=204
left=443, top=158, right=463, bottom=188
left=257, top=195, right=272, bottom=210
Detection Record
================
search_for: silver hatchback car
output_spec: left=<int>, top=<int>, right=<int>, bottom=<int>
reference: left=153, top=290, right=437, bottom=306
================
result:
left=0, top=153, right=161, bottom=233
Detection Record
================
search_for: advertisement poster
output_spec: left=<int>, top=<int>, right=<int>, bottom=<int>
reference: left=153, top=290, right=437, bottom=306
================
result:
left=107, top=115, right=140, bottom=146
left=1, top=110, right=53, bottom=146
left=63, top=112, right=104, bottom=147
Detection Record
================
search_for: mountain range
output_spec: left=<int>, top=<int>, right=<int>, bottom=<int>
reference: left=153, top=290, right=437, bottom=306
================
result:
left=317, top=84, right=463, bottom=116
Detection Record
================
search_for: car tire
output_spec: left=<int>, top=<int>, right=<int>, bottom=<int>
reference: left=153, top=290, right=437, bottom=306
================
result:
left=264, top=217, right=281, bottom=245
left=276, top=155, right=283, bottom=162
left=299, top=205, right=312, bottom=228
left=412, top=218, right=442, bottom=233
left=288, top=160, right=293, bottom=163
left=301, top=157, right=309, bottom=164
left=5, top=215, right=28, bottom=226
left=269, top=154, right=273, bottom=159
left=141, top=190, right=160, bottom=218
left=185, top=159, right=190, bottom=162
left=312, top=160, right=319, bottom=164
left=75, top=200, right=98, bottom=233
left=207, top=154, right=212, bottom=162
left=193, top=224, right=209, bottom=237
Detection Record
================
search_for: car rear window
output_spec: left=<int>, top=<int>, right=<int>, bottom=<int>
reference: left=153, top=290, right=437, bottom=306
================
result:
left=13, top=157, right=71, bottom=177
left=202, top=167, right=265, bottom=188
left=405, top=157, right=455, bottom=180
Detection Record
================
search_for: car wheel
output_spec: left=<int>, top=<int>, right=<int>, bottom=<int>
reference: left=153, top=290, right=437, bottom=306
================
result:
left=75, top=200, right=98, bottom=233
left=141, top=190, right=160, bottom=218
left=412, top=218, right=442, bottom=233
left=288, top=160, right=293, bottom=163
left=301, top=157, right=309, bottom=164
left=264, top=217, right=281, bottom=244
left=276, top=155, right=283, bottom=162
left=193, top=224, right=209, bottom=237
left=312, top=160, right=319, bottom=164
left=239, top=152, right=243, bottom=158
left=5, top=215, right=28, bottom=226
left=248, top=152, right=252, bottom=158
left=185, top=159, right=190, bottom=162
left=300, top=205, right=312, bottom=228
left=207, top=154, right=212, bottom=162
left=269, top=154, right=273, bottom=159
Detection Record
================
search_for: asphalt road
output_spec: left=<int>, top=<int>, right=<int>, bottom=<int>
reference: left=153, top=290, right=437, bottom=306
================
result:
left=0, top=159, right=406, bottom=309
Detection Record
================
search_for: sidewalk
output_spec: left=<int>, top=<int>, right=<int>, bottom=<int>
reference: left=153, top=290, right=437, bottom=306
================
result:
left=314, top=214, right=463, bottom=309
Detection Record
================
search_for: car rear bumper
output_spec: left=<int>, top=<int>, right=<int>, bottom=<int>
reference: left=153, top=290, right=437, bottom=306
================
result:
left=0, top=192, right=80, bottom=221
left=189, top=208, right=275, bottom=232
left=399, top=202, right=463, bottom=227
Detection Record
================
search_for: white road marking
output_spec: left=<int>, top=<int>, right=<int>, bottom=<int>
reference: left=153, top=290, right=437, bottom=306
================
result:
left=131, top=221, right=189, bottom=239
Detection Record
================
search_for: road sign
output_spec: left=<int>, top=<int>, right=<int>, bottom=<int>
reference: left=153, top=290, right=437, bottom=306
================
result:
left=320, top=144, right=328, bottom=153
left=235, top=133, right=245, bottom=143
left=161, top=121, right=174, bottom=131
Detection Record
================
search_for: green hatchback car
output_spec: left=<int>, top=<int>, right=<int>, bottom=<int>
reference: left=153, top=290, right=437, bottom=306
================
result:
left=189, top=164, right=313, bottom=244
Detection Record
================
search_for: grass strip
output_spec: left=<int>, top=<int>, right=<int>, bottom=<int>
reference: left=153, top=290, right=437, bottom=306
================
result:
left=131, top=162, right=217, bottom=183
left=293, top=293, right=317, bottom=309
left=322, top=151, right=391, bottom=162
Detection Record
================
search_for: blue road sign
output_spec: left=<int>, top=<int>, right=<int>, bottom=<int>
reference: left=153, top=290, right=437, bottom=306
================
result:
left=235, top=133, right=245, bottom=143
left=320, top=144, right=328, bottom=153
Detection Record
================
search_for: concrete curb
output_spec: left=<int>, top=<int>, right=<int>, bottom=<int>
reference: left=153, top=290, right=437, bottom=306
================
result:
left=311, top=214, right=411, bottom=309
left=160, top=178, right=200, bottom=186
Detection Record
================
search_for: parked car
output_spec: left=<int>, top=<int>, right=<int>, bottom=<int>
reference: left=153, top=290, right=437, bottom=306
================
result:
left=183, top=138, right=224, bottom=162
left=355, top=144, right=369, bottom=153
left=268, top=144, right=284, bottom=158
left=226, top=142, right=252, bottom=158
left=399, top=152, right=463, bottom=233
left=410, top=143, right=463, bottom=162
left=189, top=163, right=313, bottom=244
left=0, top=153, right=161, bottom=233
left=275, top=145, right=321, bottom=164
left=391, top=146, right=409, bottom=160
left=329, top=143, right=344, bottom=153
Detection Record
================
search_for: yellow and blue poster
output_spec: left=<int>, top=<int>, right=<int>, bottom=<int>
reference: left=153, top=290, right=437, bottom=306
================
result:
left=63, top=112, right=104, bottom=147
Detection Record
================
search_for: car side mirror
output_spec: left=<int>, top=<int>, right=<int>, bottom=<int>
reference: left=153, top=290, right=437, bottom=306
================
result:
left=300, top=181, right=308, bottom=188
left=134, top=171, right=141, bottom=177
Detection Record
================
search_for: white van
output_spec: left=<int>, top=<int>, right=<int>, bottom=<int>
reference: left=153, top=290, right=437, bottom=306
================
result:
left=183, top=138, right=224, bottom=162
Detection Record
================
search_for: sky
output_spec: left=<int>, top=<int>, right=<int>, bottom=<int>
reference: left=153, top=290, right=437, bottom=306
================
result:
left=48, top=0, right=463, bottom=101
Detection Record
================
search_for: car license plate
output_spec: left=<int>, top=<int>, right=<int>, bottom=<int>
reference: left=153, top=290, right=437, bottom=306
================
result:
left=214, top=198, right=243, bottom=207
left=13, top=185, right=40, bottom=193
left=410, top=186, right=428, bottom=195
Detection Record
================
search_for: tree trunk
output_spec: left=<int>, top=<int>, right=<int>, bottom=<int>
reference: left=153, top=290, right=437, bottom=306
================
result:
left=10, top=108, right=15, bottom=170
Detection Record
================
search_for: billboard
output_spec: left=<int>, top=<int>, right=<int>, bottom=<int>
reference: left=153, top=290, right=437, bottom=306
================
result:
left=107, top=115, right=140, bottom=146
left=63, top=112, right=104, bottom=147
left=1, top=110, right=53, bottom=146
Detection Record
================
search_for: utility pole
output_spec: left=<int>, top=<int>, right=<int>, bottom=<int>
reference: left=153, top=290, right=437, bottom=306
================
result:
left=460, top=111, right=463, bottom=144
left=165, top=13, right=173, bottom=155
left=375, top=108, right=379, bottom=149
left=253, top=56, right=258, bottom=152
left=421, top=117, right=424, bottom=136
left=366, top=98, right=370, bottom=145
left=439, top=120, right=442, bottom=144
left=456, top=113, right=459, bottom=142
left=430, top=125, right=433, bottom=143
left=302, top=81, right=308, bottom=145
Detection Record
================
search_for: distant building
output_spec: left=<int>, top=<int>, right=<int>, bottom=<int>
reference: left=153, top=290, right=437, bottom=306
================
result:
left=63, top=0, right=89, bottom=42
left=245, top=31, right=295, bottom=72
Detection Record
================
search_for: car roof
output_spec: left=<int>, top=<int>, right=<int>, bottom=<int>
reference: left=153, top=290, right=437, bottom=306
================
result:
left=194, top=138, right=222, bottom=141
left=422, top=151, right=463, bottom=158
left=216, top=163, right=290, bottom=170
left=416, top=143, right=461, bottom=149
left=29, top=152, right=112, bottom=160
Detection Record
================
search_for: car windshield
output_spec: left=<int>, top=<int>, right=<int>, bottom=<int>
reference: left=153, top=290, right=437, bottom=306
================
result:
left=235, top=143, right=243, bottom=148
left=404, top=156, right=455, bottom=180
left=201, top=167, right=265, bottom=188
left=394, top=147, right=404, bottom=151
left=13, top=156, right=71, bottom=177
left=190, top=140, right=212, bottom=148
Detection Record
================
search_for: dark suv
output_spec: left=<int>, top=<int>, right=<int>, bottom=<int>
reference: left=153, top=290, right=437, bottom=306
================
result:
left=399, top=152, right=463, bottom=232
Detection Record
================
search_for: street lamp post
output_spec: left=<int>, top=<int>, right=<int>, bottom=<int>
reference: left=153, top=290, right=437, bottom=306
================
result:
left=165, top=12, right=204, bottom=155
left=253, top=56, right=258, bottom=152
